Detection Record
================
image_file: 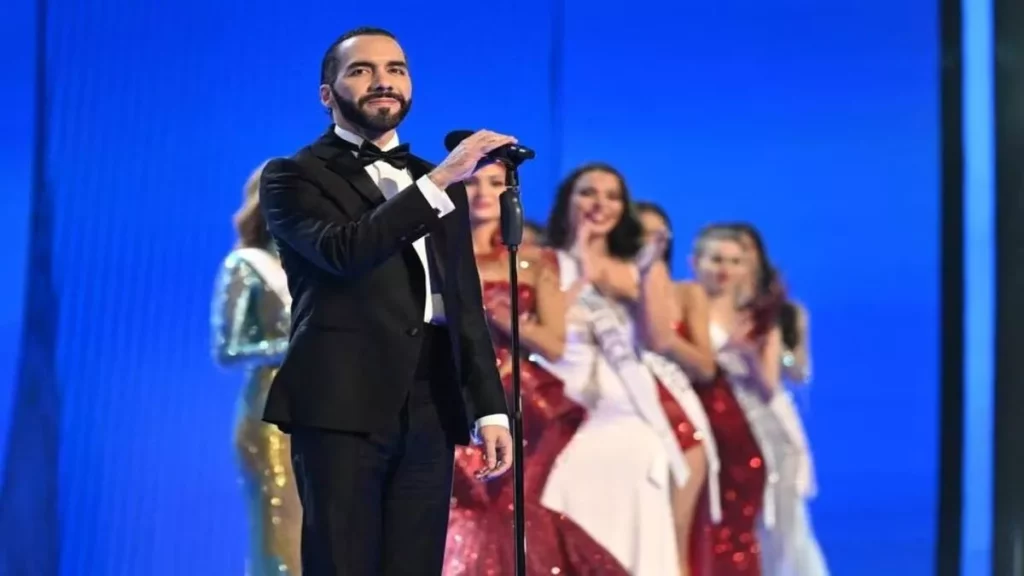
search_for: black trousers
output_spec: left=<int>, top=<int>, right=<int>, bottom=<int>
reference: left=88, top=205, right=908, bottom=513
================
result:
left=290, top=325, right=457, bottom=576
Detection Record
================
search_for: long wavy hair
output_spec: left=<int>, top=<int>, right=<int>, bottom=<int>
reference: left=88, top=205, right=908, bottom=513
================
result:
left=233, top=161, right=272, bottom=249
left=545, top=163, right=644, bottom=260
left=723, top=222, right=786, bottom=343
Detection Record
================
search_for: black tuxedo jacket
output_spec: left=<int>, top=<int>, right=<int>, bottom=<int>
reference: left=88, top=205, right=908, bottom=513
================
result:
left=259, top=129, right=506, bottom=445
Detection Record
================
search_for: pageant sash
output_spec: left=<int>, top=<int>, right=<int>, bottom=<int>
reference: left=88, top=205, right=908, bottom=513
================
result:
left=768, top=391, right=817, bottom=499
left=716, top=343, right=790, bottom=528
left=573, top=284, right=691, bottom=487
left=642, top=350, right=723, bottom=523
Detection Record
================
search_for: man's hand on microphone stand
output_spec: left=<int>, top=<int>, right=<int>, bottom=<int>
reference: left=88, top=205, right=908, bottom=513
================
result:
left=428, top=130, right=517, bottom=189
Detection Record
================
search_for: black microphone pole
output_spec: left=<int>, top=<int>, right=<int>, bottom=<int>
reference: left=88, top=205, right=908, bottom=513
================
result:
left=498, top=160, right=527, bottom=576
left=445, top=129, right=535, bottom=576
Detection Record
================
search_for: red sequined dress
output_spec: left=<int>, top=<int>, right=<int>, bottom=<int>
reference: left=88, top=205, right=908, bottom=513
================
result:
left=655, top=322, right=705, bottom=452
left=442, top=278, right=628, bottom=576
left=673, top=321, right=767, bottom=576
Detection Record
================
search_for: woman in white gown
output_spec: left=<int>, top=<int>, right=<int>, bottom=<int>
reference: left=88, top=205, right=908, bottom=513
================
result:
left=536, top=163, right=700, bottom=576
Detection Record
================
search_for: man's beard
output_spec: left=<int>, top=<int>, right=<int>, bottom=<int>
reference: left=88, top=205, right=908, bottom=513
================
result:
left=332, top=87, right=411, bottom=136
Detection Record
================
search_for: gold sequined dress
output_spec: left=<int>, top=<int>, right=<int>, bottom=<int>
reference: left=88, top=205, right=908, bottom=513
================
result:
left=212, top=247, right=301, bottom=576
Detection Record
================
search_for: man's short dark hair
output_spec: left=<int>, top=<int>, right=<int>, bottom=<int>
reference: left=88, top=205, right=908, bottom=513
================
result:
left=320, top=27, right=398, bottom=86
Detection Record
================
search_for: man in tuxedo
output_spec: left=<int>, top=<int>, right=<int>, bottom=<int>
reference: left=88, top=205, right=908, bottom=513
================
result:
left=259, top=26, right=515, bottom=576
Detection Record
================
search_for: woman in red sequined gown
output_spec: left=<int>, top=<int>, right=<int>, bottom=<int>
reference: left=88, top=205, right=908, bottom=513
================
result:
left=442, top=160, right=628, bottom=576
left=636, top=205, right=769, bottom=576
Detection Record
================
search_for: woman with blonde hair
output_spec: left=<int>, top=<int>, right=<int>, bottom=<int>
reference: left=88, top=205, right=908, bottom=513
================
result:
left=211, top=162, right=301, bottom=575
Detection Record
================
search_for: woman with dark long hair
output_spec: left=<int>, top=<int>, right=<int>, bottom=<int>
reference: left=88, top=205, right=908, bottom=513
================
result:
left=537, top=164, right=700, bottom=576
left=211, top=162, right=301, bottom=576
left=727, top=223, right=812, bottom=384
left=727, top=223, right=829, bottom=576
left=634, top=201, right=722, bottom=576
left=635, top=207, right=771, bottom=576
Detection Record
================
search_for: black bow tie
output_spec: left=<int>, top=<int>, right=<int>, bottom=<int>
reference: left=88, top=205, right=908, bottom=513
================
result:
left=356, top=142, right=411, bottom=170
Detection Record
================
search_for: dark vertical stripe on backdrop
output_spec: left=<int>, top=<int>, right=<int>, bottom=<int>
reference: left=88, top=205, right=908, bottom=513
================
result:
left=993, top=0, right=1024, bottom=570
left=936, top=0, right=964, bottom=572
left=0, top=0, right=62, bottom=571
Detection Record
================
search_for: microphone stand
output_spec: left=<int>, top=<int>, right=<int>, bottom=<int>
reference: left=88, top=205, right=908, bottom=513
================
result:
left=498, top=160, right=527, bottom=576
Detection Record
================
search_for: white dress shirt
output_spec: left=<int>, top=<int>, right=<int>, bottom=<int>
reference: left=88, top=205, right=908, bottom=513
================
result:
left=333, top=126, right=509, bottom=434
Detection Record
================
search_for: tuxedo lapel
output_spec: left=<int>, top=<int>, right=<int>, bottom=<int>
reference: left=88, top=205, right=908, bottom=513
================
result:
left=310, top=129, right=386, bottom=207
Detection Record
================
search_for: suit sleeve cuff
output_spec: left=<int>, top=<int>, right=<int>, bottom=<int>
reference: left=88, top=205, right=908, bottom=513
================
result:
left=475, top=414, right=510, bottom=429
left=415, top=175, right=456, bottom=218
left=471, top=414, right=510, bottom=444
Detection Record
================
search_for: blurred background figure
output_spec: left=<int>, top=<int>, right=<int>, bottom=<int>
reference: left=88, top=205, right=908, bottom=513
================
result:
left=443, top=159, right=627, bottom=575
left=210, top=163, right=301, bottom=576
left=690, top=224, right=778, bottom=576
left=727, top=223, right=828, bottom=576
left=728, top=224, right=812, bottom=385
left=537, top=164, right=693, bottom=576
left=633, top=201, right=720, bottom=576
left=637, top=206, right=769, bottom=576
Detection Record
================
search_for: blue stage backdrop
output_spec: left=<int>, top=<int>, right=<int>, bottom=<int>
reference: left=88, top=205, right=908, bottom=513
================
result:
left=0, top=0, right=35, bottom=476
left=0, top=0, right=939, bottom=574
left=556, top=4, right=940, bottom=574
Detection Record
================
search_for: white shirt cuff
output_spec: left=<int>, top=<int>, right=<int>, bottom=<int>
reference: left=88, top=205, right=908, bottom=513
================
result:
left=416, top=175, right=456, bottom=218
left=471, top=414, right=510, bottom=444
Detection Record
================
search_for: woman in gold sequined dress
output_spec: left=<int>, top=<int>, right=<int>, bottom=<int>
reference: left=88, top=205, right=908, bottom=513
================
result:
left=212, top=162, right=301, bottom=576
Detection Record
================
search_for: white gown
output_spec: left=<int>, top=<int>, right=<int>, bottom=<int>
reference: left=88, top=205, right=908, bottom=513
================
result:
left=757, top=391, right=828, bottom=576
left=709, top=323, right=829, bottom=576
left=537, top=252, right=682, bottom=576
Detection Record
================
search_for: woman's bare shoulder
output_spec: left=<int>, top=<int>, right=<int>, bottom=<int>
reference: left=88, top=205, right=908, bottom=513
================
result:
left=515, top=245, right=559, bottom=281
left=671, top=280, right=707, bottom=312
left=673, top=279, right=703, bottom=298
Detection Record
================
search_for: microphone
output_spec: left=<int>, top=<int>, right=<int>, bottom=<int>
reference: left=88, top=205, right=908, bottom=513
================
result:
left=444, top=130, right=536, bottom=166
